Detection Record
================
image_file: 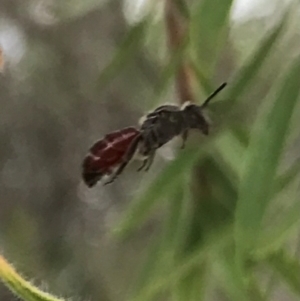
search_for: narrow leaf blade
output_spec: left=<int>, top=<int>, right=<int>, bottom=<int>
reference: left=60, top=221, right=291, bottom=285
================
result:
left=267, top=251, right=300, bottom=296
left=190, top=0, right=234, bottom=76
left=113, top=147, right=205, bottom=238
left=226, top=16, right=286, bottom=104
left=97, top=21, right=146, bottom=88
left=235, top=56, right=300, bottom=267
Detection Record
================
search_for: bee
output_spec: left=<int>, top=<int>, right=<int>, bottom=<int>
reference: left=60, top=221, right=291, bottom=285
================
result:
left=82, top=82, right=227, bottom=187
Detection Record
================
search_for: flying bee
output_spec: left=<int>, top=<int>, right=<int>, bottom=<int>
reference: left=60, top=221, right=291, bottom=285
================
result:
left=82, top=82, right=227, bottom=187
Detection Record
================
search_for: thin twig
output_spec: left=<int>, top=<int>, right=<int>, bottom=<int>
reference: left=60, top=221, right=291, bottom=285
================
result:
left=164, top=0, right=194, bottom=104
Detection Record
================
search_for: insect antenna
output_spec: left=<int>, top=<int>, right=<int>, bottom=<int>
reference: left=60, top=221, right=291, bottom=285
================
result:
left=201, top=82, right=227, bottom=108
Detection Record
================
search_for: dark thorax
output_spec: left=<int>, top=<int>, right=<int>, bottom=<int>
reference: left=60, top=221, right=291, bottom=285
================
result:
left=139, top=108, right=186, bottom=156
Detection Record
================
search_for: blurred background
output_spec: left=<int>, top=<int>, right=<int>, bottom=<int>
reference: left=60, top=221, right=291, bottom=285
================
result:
left=0, top=0, right=300, bottom=301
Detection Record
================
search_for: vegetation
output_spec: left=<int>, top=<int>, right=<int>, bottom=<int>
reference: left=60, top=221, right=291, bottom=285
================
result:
left=0, top=0, right=300, bottom=301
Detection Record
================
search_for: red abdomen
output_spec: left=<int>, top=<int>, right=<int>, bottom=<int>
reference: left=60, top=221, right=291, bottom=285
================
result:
left=82, top=127, right=140, bottom=187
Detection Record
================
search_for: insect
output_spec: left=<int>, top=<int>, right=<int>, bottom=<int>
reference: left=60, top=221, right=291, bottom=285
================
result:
left=82, top=82, right=227, bottom=187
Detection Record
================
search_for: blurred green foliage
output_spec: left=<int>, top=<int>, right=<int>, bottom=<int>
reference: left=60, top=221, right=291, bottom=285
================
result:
left=111, top=1, right=300, bottom=301
left=0, top=1, right=300, bottom=301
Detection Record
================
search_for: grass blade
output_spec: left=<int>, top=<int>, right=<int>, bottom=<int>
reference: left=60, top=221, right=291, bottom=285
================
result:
left=189, top=62, right=214, bottom=95
left=255, top=199, right=300, bottom=259
left=267, top=250, right=300, bottom=296
left=97, top=21, right=147, bottom=88
left=113, top=146, right=206, bottom=238
left=235, top=56, right=300, bottom=269
left=274, top=159, right=300, bottom=195
left=190, top=0, right=234, bottom=77
left=132, top=225, right=233, bottom=301
left=225, top=16, right=286, bottom=104
left=213, top=130, right=246, bottom=180
left=214, top=253, right=265, bottom=301
left=130, top=237, right=162, bottom=297
left=204, top=17, right=286, bottom=139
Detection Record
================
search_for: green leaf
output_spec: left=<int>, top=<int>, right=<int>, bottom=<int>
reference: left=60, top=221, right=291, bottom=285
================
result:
left=207, top=159, right=238, bottom=213
left=131, top=184, right=188, bottom=299
left=130, top=237, right=163, bottom=297
left=189, top=62, right=214, bottom=95
left=254, top=199, right=300, bottom=259
left=132, top=225, right=233, bottom=301
left=170, top=174, right=195, bottom=258
left=97, top=21, right=147, bottom=88
left=267, top=250, right=300, bottom=296
left=190, top=0, right=234, bottom=77
left=225, top=16, right=286, bottom=105
left=112, top=146, right=206, bottom=238
left=235, top=56, right=300, bottom=269
left=210, top=15, right=286, bottom=119
left=168, top=177, right=210, bottom=301
left=162, top=184, right=185, bottom=253
left=202, top=17, right=286, bottom=139
left=213, top=130, right=246, bottom=181
left=213, top=253, right=264, bottom=301
left=274, top=159, right=300, bottom=195
left=132, top=251, right=207, bottom=301
left=174, top=266, right=207, bottom=301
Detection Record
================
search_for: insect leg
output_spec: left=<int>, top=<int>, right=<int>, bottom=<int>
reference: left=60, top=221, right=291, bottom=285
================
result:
left=181, top=130, right=188, bottom=149
left=137, top=159, right=147, bottom=172
left=137, top=128, right=157, bottom=172
left=144, top=151, right=155, bottom=171
left=104, top=135, right=142, bottom=185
